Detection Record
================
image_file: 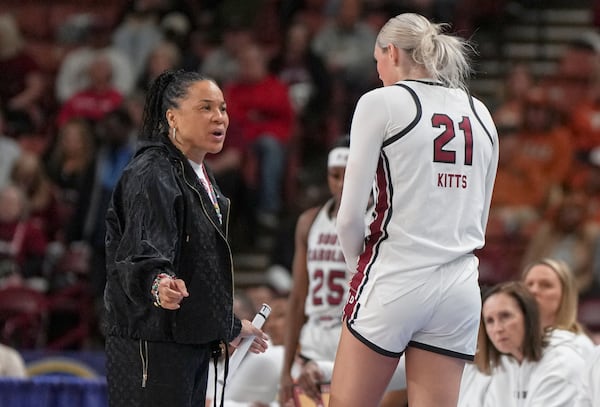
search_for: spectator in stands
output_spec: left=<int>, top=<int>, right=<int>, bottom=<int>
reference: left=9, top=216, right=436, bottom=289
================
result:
left=56, top=53, right=124, bottom=127
left=160, top=11, right=192, bottom=52
left=522, top=190, right=600, bottom=295
left=517, top=86, right=574, bottom=194
left=244, top=284, right=277, bottom=316
left=67, top=108, right=135, bottom=306
left=269, top=20, right=334, bottom=221
left=492, top=62, right=535, bottom=129
left=453, top=0, right=509, bottom=41
left=284, top=0, right=330, bottom=40
left=457, top=322, right=491, bottom=407
left=112, top=1, right=164, bottom=82
left=201, top=20, right=254, bottom=87
left=55, top=18, right=134, bottom=104
left=477, top=123, right=544, bottom=286
left=224, top=43, right=295, bottom=232
left=311, top=0, right=377, bottom=131
left=366, top=2, right=395, bottom=31
left=45, top=118, right=96, bottom=227
left=488, top=123, right=546, bottom=236
left=10, top=152, right=62, bottom=243
left=251, top=0, right=285, bottom=56
left=572, top=147, right=600, bottom=227
left=568, top=63, right=600, bottom=161
left=576, top=345, right=600, bottom=407
left=0, top=184, right=47, bottom=285
left=477, top=281, right=585, bottom=406
left=137, top=41, right=182, bottom=93
left=0, top=108, right=21, bottom=190
left=180, top=28, right=212, bottom=73
left=121, top=91, right=145, bottom=138
left=545, top=35, right=600, bottom=122
left=522, top=258, right=595, bottom=356
left=0, top=342, right=27, bottom=378
left=271, top=20, right=332, bottom=147
left=0, top=13, right=46, bottom=132
left=311, top=0, right=376, bottom=89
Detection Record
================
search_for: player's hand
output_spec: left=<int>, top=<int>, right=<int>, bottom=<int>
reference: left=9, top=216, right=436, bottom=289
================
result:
left=296, top=360, right=324, bottom=402
left=158, top=278, right=189, bottom=310
left=278, top=372, right=295, bottom=406
left=230, top=319, right=268, bottom=353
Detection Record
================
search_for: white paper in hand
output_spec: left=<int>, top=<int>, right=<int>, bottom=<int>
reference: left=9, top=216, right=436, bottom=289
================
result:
left=218, top=303, right=271, bottom=385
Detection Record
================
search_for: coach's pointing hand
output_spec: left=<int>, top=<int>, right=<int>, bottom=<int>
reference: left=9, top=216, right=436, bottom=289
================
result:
left=157, top=277, right=189, bottom=309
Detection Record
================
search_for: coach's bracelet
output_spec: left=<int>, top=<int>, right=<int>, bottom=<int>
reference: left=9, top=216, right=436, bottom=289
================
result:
left=151, top=273, right=174, bottom=308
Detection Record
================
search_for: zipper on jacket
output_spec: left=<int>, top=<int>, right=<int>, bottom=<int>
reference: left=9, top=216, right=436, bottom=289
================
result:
left=179, top=161, right=236, bottom=336
left=224, top=197, right=231, bottom=240
left=180, top=162, right=227, bottom=240
left=139, top=339, right=148, bottom=388
left=224, top=196, right=235, bottom=336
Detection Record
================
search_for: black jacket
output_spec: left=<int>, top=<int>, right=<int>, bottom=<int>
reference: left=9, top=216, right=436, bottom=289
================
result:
left=104, top=136, right=241, bottom=344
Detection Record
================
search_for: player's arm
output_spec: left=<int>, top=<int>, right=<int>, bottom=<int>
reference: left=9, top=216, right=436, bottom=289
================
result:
left=337, top=90, right=388, bottom=269
left=278, top=207, right=319, bottom=405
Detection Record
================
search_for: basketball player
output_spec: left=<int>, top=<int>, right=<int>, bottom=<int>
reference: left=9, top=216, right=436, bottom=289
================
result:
left=278, top=138, right=351, bottom=405
left=330, top=13, right=499, bottom=407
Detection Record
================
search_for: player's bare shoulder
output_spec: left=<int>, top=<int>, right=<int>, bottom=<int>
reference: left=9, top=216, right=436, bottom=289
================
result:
left=296, top=205, right=323, bottom=241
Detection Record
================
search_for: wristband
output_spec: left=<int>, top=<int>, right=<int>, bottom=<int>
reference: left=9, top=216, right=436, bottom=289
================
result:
left=151, top=273, right=174, bottom=308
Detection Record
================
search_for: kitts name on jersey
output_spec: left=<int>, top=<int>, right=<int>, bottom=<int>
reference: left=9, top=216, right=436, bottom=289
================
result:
left=437, top=172, right=467, bottom=189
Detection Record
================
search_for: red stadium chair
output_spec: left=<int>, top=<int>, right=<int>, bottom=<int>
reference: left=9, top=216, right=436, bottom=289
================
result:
left=45, top=281, right=94, bottom=350
left=0, top=285, right=49, bottom=349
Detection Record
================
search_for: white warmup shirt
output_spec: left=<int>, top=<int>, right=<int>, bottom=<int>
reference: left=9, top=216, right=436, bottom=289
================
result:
left=206, top=343, right=284, bottom=407
left=457, top=362, right=491, bottom=407
left=575, top=344, right=600, bottom=407
left=483, top=330, right=585, bottom=407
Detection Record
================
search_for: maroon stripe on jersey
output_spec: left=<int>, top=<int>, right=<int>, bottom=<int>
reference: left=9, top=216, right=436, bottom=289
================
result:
left=344, top=154, right=392, bottom=321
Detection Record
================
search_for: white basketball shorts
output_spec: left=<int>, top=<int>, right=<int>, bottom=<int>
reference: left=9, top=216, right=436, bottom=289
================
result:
left=299, top=318, right=343, bottom=362
left=344, top=255, right=481, bottom=360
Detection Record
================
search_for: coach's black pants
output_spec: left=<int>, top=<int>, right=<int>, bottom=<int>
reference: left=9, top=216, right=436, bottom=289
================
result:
left=106, top=336, right=211, bottom=407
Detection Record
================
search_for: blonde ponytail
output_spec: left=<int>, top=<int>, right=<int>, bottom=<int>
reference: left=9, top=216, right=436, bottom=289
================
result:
left=376, top=13, right=474, bottom=90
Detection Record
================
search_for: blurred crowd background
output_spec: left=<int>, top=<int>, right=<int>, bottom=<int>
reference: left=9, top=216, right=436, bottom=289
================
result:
left=0, top=0, right=599, bottom=364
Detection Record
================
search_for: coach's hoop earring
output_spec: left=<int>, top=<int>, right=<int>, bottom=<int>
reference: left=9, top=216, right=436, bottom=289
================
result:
left=171, top=127, right=178, bottom=144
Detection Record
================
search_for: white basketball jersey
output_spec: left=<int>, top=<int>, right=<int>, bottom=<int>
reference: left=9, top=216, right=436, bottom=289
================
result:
left=305, top=199, right=348, bottom=325
left=358, top=80, right=498, bottom=277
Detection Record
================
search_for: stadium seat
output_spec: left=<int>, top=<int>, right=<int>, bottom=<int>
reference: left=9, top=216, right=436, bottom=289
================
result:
left=0, top=285, right=49, bottom=349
